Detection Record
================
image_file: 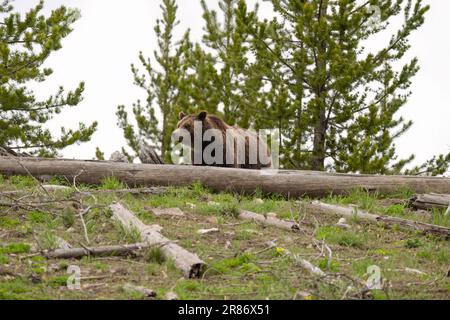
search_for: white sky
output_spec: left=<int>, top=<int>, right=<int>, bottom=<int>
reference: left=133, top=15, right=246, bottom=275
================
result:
left=13, top=0, right=450, bottom=168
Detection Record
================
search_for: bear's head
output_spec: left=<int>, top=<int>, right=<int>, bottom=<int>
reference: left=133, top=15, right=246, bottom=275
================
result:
left=176, top=111, right=228, bottom=138
left=174, top=111, right=229, bottom=164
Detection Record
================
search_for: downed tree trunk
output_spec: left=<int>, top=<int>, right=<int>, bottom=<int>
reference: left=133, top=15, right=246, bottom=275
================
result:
left=44, top=242, right=150, bottom=259
left=282, top=250, right=325, bottom=277
left=309, top=201, right=450, bottom=238
left=122, top=283, right=156, bottom=299
left=0, top=157, right=449, bottom=197
left=409, top=193, right=450, bottom=211
left=89, top=187, right=167, bottom=196
left=2, top=186, right=167, bottom=196
left=148, top=207, right=185, bottom=217
left=109, top=202, right=205, bottom=278
left=238, top=210, right=300, bottom=232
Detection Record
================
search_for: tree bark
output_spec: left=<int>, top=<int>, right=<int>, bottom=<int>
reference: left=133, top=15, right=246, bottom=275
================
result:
left=309, top=201, right=450, bottom=238
left=44, top=242, right=150, bottom=259
left=409, top=193, right=450, bottom=211
left=238, top=210, right=300, bottom=232
left=311, top=0, right=329, bottom=172
left=109, top=202, right=205, bottom=278
left=139, top=143, right=164, bottom=164
left=0, top=157, right=450, bottom=197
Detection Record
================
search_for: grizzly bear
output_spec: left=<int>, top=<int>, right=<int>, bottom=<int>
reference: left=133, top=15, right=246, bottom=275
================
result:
left=174, top=111, right=271, bottom=169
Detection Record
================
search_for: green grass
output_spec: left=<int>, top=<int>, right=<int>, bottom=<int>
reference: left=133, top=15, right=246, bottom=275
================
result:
left=61, top=208, right=76, bottom=228
left=380, top=204, right=406, bottom=216
left=99, top=176, right=126, bottom=190
left=28, top=211, right=50, bottom=224
left=417, top=246, right=449, bottom=264
left=145, top=247, right=166, bottom=264
left=0, top=176, right=449, bottom=300
left=327, top=188, right=379, bottom=211
left=113, top=221, right=142, bottom=243
left=430, top=208, right=450, bottom=228
left=352, top=258, right=377, bottom=277
left=37, top=231, right=60, bottom=250
left=210, top=253, right=256, bottom=274
left=94, top=262, right=109, bottom=271
left=0, top=217, right=21, bottom=229
left=0, top=254, right=9, bottom=264
left=10, top=175, right=36, bottom=188
left=318, top=257, right=340, bottom=272
left=46, top=176, right=68, bottom=186
left=316, top=226, right=366, bottom=248
left=0, top=279, right=32, bottom=299
left=390, top=186, right=415, bottom=199
left=0, top=243, right=31, bottom=254
left=404, top=238, right=421, bottom=249
left=47, top=276, right=69, bottom=288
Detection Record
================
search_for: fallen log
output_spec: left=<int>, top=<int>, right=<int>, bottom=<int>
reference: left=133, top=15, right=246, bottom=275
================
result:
left=44, top=242, right=150, bottom=259
left=109, top=202, right=205, bottom=278
left=409, top=193, right=450, bottom=211
left=148, top=207, right=185, bottom=217
left=122, top=283, right=156, bottom=299
left=238, top=210, right=300, bottom=232
left=0, top=157, right=450, bottom=197
left=282, top=249, right=326, bottom=277
left=1, top=186, right=167, bottom=197
left=43, top=185, right=166, bottom=196
left=42, top=185, right=71, bottom=192
left=91, top=187, right=167, bottom=196
left=309, top=201, right=450, bottom=238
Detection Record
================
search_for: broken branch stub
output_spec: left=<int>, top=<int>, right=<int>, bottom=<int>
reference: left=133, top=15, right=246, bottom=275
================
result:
left=238, top=210, right=300, bottom=232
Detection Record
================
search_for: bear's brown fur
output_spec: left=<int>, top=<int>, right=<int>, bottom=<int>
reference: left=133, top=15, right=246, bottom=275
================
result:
left=176, top=111, right=271, bottom=169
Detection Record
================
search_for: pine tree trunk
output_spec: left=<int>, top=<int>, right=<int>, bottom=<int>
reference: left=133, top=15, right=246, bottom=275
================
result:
left=311, top=0, right=329, bottom=171
left=161, top=114, right=168, bottom=162
left=312, top=110, right=326, bottom=171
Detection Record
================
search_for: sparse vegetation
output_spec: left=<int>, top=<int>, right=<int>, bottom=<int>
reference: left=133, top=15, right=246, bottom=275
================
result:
left=0, top=177, right=448, bottom=300
left=145, top=247, right=166, bottom=264
left=0, top=243, right=31, bottom=254
left=317, top=226, right=366, bottom=248
left=99, top=176, right=127, bottom=190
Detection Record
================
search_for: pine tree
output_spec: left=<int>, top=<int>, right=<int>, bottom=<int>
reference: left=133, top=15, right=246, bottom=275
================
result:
left=116, top=0, right=191, bottom=163
left=248, top=0, right=429, bottom=173
left=0, top=0, right=97, bottom=157
left=199, top=0, right=262, bottom=127
left=404, top=153, right=450, bottom=176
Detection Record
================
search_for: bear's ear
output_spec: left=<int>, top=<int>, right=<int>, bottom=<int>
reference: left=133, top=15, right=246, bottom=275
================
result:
left=179, top=112, right=186, bottom=120
left=198, top=111, right=207, bottom=121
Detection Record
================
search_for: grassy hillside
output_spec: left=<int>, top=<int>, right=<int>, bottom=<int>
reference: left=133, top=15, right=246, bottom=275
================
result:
left=0, top=175, right=448, bottom=300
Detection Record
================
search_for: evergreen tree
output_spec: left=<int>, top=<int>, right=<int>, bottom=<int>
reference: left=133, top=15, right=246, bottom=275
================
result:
left=116, top=0, right=191, bottom=162
left=95, top=147, right=105, bottom=160
left=199, top=0, right=262, bottom=127
left=248, top=0, right=429, bottom=173
left=0, top=0, right=97, bottom=157
left=404, top=152, right=450, bottom=176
